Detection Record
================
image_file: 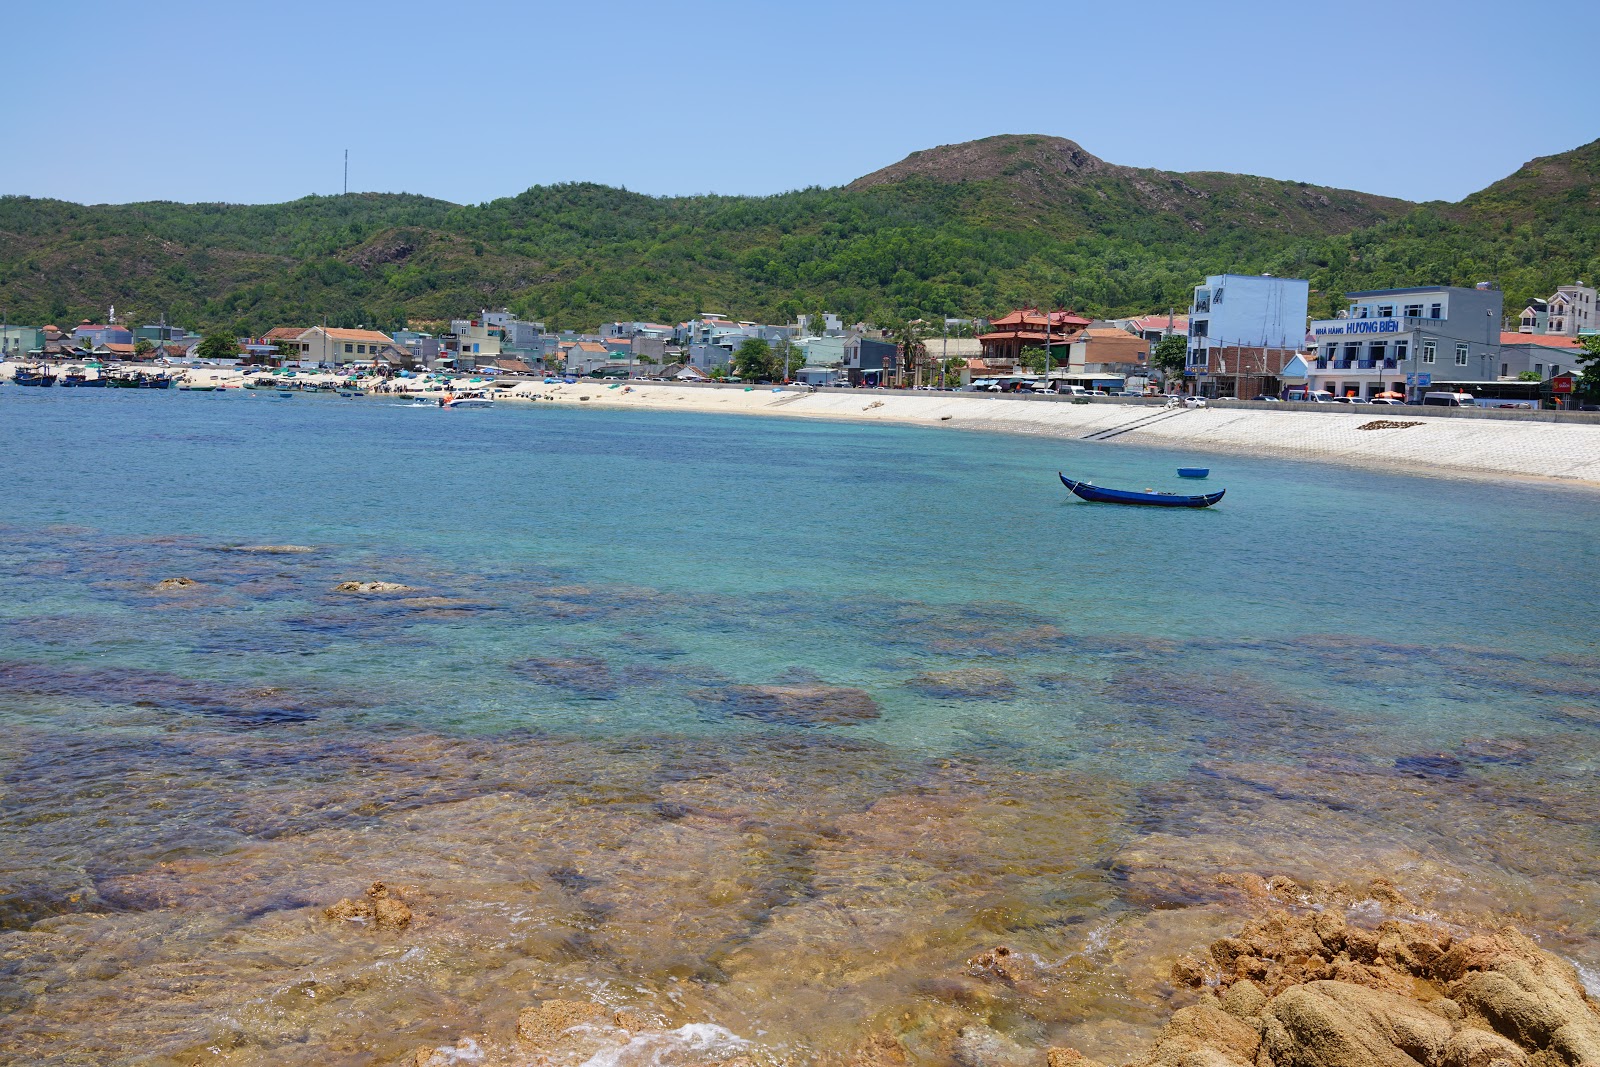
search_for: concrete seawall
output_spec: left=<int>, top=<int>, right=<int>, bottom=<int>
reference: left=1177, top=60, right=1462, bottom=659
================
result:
left=548, top=383, right=1600, bottom=487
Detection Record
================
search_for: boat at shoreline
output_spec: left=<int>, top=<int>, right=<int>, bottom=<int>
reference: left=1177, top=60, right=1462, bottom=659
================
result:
left=12, top=366, right=57, bottom=386
left=1059, top=472, right=1225, bottom=508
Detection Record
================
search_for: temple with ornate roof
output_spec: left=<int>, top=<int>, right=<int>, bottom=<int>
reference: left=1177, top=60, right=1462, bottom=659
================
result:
left=977, top=309, right=1092, bottom=372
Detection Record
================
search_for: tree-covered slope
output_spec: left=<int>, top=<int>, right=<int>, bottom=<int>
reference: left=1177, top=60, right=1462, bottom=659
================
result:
left=0, top=136, right=1593, bottom=333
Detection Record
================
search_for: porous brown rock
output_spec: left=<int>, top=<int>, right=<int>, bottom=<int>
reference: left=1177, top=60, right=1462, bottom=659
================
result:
left=322, top=881, right=412, bottom=929
left=333, top=580, right=413, bottom=593
left=152, top=577, right=199, bottom=591
left=1149, top=888, right=1600, bottom=1067
left=1259, top=981, right=1452, bottom=1066
left=516, top=999, right=607, bottom=1047
left=1044, top=1049, right=1107, bottom=1067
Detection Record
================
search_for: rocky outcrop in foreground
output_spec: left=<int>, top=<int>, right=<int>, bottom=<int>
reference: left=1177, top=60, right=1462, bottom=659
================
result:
left=1057, top=911, right=1600, bottom=1067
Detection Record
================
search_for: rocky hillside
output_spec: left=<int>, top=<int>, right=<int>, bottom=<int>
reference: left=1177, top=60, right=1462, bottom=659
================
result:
left=850, top=134, right=1412, bottom=237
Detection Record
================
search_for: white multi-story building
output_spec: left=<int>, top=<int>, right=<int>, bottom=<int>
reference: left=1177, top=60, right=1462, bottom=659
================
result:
left=1186, top=274, right=1309, bottom=395
left=1519, top=284, right=1596, bottom=336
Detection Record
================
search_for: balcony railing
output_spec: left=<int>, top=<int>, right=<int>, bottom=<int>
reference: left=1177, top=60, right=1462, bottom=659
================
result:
left=1333, top=360, right=1352, bottom=369
left=1383, top=359, right=1398, bottom=369
left=1314, top=359, right=1329, bottom=369
left=1358, top=359, right=1376, bottom=369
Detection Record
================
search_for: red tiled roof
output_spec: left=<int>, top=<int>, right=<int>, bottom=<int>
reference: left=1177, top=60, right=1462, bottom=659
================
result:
left=1500, top=332, right=1583, bottom=348
left=988, top=309, right=1092, bottom=329
left=308, top=328, right=394, bottom=343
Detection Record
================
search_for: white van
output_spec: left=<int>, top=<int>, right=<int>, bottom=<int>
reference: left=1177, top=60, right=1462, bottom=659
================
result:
left=1421, top=391, right=1476, bottom=408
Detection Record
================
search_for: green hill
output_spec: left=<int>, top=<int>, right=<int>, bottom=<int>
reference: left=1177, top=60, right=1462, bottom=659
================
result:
left=0, top=135, right=1595, bottom=333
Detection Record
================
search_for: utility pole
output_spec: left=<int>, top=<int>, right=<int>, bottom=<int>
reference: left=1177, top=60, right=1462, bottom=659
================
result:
left=344, top=150, right=348, bottom=196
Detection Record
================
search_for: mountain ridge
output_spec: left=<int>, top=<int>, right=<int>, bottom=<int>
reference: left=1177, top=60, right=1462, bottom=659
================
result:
left=1, top=136, right=1596, bottom=333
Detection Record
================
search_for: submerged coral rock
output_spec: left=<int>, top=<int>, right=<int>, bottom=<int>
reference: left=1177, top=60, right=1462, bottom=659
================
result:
left=904, top=668, right=1017, bottom=700
left=323, top=881, right=412, bottom=929
left=1044, top=1049, right=1107, bottom=1067
left=333, top=580, right=413, bottom=593
left=516, top=999, right=607, bottom=1047
left=690, top=683, right=882, bottom=725
left=152, top=577, right=199, bottom=591
left=228, top=544, right=315, bottom=553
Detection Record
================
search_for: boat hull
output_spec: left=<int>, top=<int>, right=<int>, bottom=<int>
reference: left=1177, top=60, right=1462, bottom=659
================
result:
left=1059, top=473, right=1224, bottom=508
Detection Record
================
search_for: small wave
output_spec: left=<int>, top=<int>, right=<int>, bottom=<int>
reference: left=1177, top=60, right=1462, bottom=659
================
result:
left=420, top=1037, right=482, bottom=1063
left=578, top=1023, right=748, bottom=1067
left=1575, top=960, right=1600, bottom=998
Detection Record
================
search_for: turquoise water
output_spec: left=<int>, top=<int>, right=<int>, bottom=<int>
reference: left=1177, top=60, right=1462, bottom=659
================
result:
left=2, top=387, right=1598, bottom=1065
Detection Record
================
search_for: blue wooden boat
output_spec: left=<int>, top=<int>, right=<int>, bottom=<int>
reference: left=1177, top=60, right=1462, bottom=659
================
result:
left=12, top=367, right=56, bottom=386
left=1059, top=472, right=1224, bottom=508
left=1177, top=467, right=1210, bottom=478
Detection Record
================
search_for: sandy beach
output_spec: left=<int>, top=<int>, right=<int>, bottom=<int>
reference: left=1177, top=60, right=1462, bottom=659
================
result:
left=11, top=363, right=1600, bottom=486
left=486, top=379, right=1600, bottom=487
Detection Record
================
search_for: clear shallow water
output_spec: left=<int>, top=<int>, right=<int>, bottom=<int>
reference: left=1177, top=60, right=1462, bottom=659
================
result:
left=1, top=387, right=1597, bottom=1065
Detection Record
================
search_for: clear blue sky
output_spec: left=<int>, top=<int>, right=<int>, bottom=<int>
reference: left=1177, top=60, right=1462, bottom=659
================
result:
left=8, top=0, right=1592, bottom=207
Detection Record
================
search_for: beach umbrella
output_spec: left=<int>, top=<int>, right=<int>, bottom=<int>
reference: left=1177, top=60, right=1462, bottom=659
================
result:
left=1375, top=390, right=1404, bottom=399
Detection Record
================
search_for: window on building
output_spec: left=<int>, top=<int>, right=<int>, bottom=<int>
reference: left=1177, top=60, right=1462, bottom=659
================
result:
left=1501, top=364, right=1509, bottom=376
left=1355, top=306, right=1370, bottom=319
left=344, top=343, right=353, bottom=353
left=1323, top=345, right=1337, bottom=360
left=1552, top=365, right=1560, bottom=376
left=1394, top=341, right=1408, bottom=362
left=1430, top=303, right=1442, bottom=319
left=1343, top=343, right=1360, bottom=364
left=1423, top=341, right=1435, bottom=364
left=1370, top=341, right=1386, bottom=364
left=1405, top=304, right=1423, bottom=317
left=1193, top=290, right=1210, bottom=314
left=1191, top=320, right=1208, bottom=338
left=356, top=344, right=366, bottom=354
left=1455, top=342, right=1469, bottom=366
left=1378, top=305, right=1394, bottom=318
left=1213, top=287, right=1224, bottom=305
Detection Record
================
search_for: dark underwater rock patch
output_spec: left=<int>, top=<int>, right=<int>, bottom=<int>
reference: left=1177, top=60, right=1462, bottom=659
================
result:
left=512, top=655, right=619, bottom=698
left=0, top=661, right=327, bottom=726
left=688, top=683, right=882, bottom=725
left=905, top=668, right=1018, bottom=700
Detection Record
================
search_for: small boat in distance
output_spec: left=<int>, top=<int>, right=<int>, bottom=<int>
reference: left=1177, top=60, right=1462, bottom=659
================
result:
left=1177, top=467, right=1210, bottom=478
left=1059, top=473, right=1224, bottom=509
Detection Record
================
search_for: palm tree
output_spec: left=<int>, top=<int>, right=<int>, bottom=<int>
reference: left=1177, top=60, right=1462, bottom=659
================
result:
left=891, top=319, right=929, bottom=388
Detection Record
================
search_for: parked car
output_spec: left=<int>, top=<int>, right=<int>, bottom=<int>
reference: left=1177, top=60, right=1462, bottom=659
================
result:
left=1215, top=396, right=1239, bottom=401
left=1183, top=396, right=1208, bottom=408
left=1251, top=394, right=1282, bottom=402
left=1369, top=397, right=1405, bottom=406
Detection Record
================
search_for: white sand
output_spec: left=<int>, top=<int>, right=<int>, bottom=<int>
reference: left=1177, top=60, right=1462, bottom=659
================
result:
left=499, top=381, right=1600, bottom=487
left=12, top=364, right=1598, bottom=486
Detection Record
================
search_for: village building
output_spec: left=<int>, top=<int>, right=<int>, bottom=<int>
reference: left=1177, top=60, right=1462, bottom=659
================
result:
left=292, top=327, right=397, bottom=367
left=1519, top=283, right=1596, bottom=337
left=977, top=309, right=1091, bottom=373
left=1307, top=284, right=1501, bottom=400
left=1187, top=274, right=1309, bottom=396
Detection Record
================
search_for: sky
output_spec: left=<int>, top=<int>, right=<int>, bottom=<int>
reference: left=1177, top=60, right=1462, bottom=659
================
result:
left=7, top=0, right=1594, bottom=208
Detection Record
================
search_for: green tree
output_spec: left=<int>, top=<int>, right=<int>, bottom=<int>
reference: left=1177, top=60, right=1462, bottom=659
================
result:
left=1577, top=335, right=1600, bottom=398
left=133, top=338, right=155, bottom=357
left=195, top=332, right=238, bottom=362
left=774, top=339, right=805, bottom=380
left=1516, top=370, right=1542, bottom=382
left=888, top=319, right=928, bottom=386
left=1151, top=334, right=1188, bottom=384
left=733, top=337, right=773, bottom=380
left=1019, top=346, right=1048, bottom=374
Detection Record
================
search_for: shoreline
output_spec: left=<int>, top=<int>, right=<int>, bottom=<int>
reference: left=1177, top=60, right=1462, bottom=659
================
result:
left=12, top=363, right=1600, bottom=488
left=514, top=380, right=1600, bottom=490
